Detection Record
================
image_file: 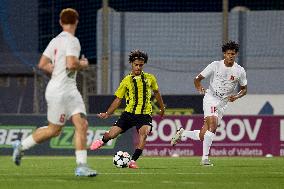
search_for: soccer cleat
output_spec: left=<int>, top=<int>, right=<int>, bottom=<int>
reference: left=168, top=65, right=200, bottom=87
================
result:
left=128, top=160, right=139, bottom=169
left=75, top=164, right=97, bottom=177
left=12, top=140, right=24, bottom=166
left=171, top=128, right=184, bottom=146
left=90, top=139, right=104, bottom=150
left=200, top=159, right=214, bottom=166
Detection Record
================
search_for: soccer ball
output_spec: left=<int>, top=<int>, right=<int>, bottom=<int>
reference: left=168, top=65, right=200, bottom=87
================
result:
left=113, top=151, right=131, bottom=168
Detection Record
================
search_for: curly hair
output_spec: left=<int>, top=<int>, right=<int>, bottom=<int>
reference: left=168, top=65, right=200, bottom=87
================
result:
left=128, top=49, right=148, bottom=63
left=222, top=41, right=239, bottom=53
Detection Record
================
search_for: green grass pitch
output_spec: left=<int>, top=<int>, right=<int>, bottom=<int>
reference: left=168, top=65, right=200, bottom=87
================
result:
left=0, top=156, right=283, bottom=189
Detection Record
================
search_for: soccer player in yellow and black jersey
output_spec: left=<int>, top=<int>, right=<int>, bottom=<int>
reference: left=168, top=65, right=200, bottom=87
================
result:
left=90, top=49, right=165, bottom=168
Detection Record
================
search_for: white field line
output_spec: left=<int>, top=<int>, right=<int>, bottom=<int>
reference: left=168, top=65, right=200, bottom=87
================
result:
left=0, top=172, right=283, bottom=176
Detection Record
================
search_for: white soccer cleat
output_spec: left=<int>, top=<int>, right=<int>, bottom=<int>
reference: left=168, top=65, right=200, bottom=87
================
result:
left=200, top=159, right=214, bottom=166
left=12, top=140, right=24, bottom=166
left=171, top=128, right=184, bottom=146
left=75, top=163, right=97, bottom=177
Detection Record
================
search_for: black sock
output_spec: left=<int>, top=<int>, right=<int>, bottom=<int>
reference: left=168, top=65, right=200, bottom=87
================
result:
left=102, top=132, right=110, bottom=143
left=131, top=149, right=143, bottom=161
left=102, top=136, right=109, bottom=143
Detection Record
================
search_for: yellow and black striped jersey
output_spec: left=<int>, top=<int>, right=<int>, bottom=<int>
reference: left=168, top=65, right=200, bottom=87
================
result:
left=115, top=71, right=159, bottom=115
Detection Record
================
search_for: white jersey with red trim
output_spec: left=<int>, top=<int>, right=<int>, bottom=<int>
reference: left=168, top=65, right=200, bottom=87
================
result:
left=200, top=60, right=247, bottom=99
left=43, top=31, right=81, bottom=91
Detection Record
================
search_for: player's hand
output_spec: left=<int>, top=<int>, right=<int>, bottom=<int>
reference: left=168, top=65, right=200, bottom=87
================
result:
left=198, top=87, right=206, bottom=95
left=97, top=112, right=110, bottom=119
left=228, top=95, right=238, bottom=102
left=79, top=54, right=89, bottom=69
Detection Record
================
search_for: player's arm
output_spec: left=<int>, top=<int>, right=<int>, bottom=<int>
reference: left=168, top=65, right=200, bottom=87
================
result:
left=37, top=55, right=54, bottom=76
left=194, top=74, right=206, bottom=95
left=228, top=85, right=247, bottom=102
left=97, top=97, right=122, bottom=119
left=153, top=90, right=165, bottom=117
left=66, top=55, right=88, bottom=71
left=98, top=78, right=126, bottom=119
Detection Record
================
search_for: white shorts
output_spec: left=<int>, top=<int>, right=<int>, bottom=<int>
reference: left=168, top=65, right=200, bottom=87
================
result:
left=45, top=89, right=86, bottom=125
left=203, top=91, right=228, bottom=125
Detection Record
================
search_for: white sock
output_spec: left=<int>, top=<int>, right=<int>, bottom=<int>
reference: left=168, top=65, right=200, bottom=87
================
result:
left=76, top=150, right=87, bottom=165
left=202, top=131, right=215, bottom=160
left=21, top=135, right=37, bottom=151
left=182, top=130, right=200, bottom=140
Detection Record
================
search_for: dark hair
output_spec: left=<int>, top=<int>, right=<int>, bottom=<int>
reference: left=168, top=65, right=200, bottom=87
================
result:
left=128, top=49, right=148, bottom=63
left=222, top=41, right=239, bottom=53
left=60, top=8, right=79, bottom=25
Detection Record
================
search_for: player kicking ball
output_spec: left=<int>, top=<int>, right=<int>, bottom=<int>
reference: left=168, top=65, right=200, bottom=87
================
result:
left=171, top=41, right=247, bottom=166
left=90, top=50, right=165, bottom=169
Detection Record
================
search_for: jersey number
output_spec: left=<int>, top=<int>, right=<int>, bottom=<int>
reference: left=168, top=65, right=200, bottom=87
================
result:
left=59, top=114, right=66, bottom=123
left=211, top=106, right=217, bottom=113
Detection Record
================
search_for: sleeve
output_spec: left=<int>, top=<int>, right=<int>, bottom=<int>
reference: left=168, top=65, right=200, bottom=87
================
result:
left=114, top=79, right=127, bottom=98
left=43, top=41, right=53, bottom=59
left=199, top=62, right=215, bottom=78
left=239, top=68, right=247, bottom=86
left=66, top=38, right=81, bottom=58
left=151, top=75, right=159, bottom=91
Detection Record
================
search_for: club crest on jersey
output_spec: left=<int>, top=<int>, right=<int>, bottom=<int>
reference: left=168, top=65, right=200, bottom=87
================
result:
left=230, top=75, right=235, bottom=80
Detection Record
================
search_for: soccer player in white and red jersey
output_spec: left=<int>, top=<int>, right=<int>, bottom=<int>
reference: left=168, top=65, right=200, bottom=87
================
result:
left=12, top=8, right=97, bottom=176
left=171, top=41, right=247, bottom=166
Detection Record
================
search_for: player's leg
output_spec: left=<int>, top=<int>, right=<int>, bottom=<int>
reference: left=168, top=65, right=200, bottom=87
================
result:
left=171, top=127, right=201, bottom=146
left=90, top=126, right=123, bottom=150
left=67, top=89, right=97, bottom=177
left=71, top=113, right=97, bottom=177
left=199, top=93, right=220, bottom=166
left=12, top=123, right=63, bottom=166
left=90, top=112, right=131, bottom=150
left=12, top=97, right=66, bottom=166
left=129, top=124, right=151, bottom=169
left=171, top=94, right=215, bottom=147
left=200, top=116, right=217, bottom=166
left=129, top=114, right=152, bottom=169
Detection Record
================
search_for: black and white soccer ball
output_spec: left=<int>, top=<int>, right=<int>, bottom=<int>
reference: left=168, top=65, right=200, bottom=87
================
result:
left=113, top=151, right=131, bottom=168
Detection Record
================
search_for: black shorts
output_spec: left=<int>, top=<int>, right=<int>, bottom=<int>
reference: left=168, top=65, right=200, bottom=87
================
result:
left=114, top=111, right=153, bottom=133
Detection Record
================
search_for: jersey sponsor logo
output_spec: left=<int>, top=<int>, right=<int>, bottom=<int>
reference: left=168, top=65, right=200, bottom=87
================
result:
left=50, top=126, right=118, bottom=149
left=0, top=126, right=36, bottom=147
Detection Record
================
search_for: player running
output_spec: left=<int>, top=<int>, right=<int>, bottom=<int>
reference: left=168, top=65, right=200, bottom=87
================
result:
left=12, top=8, right=97, bottom=177
left=171, top=41, right=247, bottom=166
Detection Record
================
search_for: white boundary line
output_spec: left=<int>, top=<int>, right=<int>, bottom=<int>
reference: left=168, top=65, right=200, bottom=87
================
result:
left=0, top=172, right=283, bottom=176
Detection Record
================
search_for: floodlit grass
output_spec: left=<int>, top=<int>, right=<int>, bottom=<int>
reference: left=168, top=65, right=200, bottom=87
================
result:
left=0, top=156, right=283, bottom=189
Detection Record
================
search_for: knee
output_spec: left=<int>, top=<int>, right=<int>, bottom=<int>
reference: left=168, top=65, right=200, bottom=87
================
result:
left=75, top=120, right=88, bottom=133
left=207, top=123, right=217, bottom=133
left=139, top=133, right=148, bottom=141
left=49, top=127, right=62, bottom=137
left=81, top=120, right=88, bottom=132
left=206, top=118, right=217, bottom=133
left=53, top=130, right=62, bottom=137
